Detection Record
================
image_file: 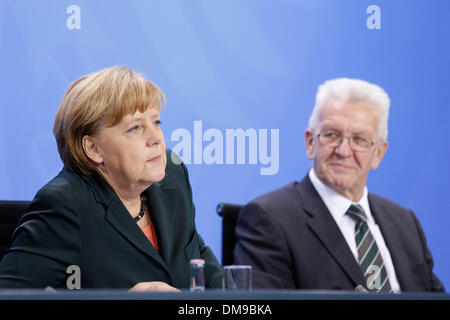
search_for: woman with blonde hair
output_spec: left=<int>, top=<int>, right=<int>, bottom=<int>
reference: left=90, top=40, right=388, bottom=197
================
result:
left=0, top=66, right=222, bottom=291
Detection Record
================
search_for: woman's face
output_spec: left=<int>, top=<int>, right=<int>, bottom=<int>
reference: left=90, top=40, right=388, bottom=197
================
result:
left=88, top=108, right=167, bottom=193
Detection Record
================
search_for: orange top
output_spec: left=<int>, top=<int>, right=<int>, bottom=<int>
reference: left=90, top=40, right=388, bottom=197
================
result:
left=141, top=222, right=159, bottom=253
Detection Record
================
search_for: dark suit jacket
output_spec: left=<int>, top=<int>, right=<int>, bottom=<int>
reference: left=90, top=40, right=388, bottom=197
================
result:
left=234, top=175, right=445, bottom=292
left=0, top=150, right=222, bottom=289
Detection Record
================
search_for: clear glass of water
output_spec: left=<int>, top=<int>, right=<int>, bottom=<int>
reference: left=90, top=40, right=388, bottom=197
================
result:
left=190, top=259, right=205, bottom=292
left=222, top=265, right=252, bottom=291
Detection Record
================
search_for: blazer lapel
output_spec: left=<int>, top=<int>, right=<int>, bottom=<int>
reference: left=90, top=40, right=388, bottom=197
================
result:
left=298, top=176, right=367, bottom=288
left=368, top=195, right=412, bottom=291
left=84, top=171, right=170, bottom=275
left=104, top=197, right=169, bottom=273
left=145, top=182, right=176, bottom=264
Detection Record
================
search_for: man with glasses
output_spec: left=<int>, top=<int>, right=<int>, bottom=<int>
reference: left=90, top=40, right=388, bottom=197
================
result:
left=234, top=78, right=444, bottom=292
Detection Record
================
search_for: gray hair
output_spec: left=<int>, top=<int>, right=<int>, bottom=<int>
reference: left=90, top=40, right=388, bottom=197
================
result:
left=308, top=78, right=390, bottom=140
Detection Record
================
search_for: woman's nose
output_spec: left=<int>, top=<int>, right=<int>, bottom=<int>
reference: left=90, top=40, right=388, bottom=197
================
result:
left=146, top=124, right=163, bottom=147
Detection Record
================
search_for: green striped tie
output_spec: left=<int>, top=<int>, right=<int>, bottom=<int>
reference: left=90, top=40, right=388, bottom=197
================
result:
left=346, top=204, right=392, bottom=292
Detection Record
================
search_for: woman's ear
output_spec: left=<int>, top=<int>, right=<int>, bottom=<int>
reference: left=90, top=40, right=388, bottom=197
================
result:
left=82, top=135, right=103, bottom=165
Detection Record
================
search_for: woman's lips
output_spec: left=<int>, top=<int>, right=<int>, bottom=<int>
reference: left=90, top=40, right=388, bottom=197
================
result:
left=147, top=155, right=161, bottom=163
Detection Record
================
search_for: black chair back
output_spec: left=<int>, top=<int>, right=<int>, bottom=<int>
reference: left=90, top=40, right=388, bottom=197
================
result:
left=216, top=203, right=243, bottom=266
left=0, top=200, right=30, bottom=261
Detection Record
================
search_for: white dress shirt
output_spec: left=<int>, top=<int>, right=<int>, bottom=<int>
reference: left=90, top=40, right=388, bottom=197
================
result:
left=308, top=169, right=401, bottom=292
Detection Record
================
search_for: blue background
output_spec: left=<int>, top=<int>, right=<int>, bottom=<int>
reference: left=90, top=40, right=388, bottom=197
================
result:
left=1, top=0, right=449, bottom=289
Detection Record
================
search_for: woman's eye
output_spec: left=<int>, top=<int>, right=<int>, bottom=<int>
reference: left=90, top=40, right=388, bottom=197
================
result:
left=154, top=120, right=162, bottom=127
left=127, top=125, right=139, bottom=132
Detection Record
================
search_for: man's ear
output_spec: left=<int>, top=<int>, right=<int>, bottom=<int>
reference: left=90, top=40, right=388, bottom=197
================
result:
left=82, top=135, right=103, bottom=165
left=371, top=140, right=388, bottom=169
left=305, top=128, right=316, bottom=160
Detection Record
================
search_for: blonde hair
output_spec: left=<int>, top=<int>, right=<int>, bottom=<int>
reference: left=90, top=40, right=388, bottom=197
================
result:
left=53, top=66, right=166, bottom=174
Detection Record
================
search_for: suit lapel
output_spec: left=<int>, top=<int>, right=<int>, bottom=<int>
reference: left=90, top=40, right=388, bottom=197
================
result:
left=104, top=197, right=169, bottom=273
left=298, top=176, right=367, bottom=288
left=145, top=182, right=176, bottom=264
left=368, top=195, right=411, bottom=291
left=84, top=171, right=170, bottom=275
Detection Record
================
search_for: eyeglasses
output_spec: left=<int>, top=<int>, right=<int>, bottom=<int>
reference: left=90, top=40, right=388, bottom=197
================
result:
left=317, top=131, right=377, bottom=152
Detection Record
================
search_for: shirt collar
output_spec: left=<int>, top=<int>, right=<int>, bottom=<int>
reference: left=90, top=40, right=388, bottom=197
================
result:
left=308, top=168, right=372, bottom=221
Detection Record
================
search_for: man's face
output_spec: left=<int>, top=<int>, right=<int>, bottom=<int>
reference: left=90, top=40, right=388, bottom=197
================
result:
left=305, top=99, right=388, bottom=201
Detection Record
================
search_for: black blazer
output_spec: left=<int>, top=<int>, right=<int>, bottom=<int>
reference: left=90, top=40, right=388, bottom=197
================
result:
left=0, top=150, right=222, bottom=289
left=234, top=175, right=445, bottom=292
